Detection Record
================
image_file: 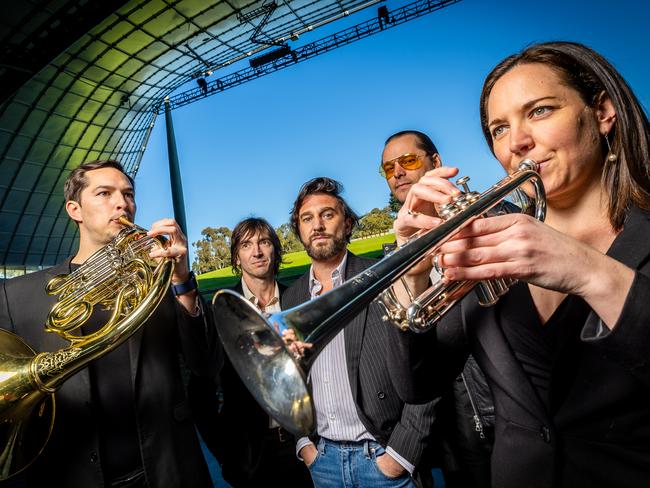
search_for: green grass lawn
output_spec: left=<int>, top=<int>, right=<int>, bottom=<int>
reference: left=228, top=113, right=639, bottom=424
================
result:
left=198, top=232, right=395, bottom=295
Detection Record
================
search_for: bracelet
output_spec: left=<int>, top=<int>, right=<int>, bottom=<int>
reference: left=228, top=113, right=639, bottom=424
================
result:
left=171, top=271, right=198, bottom=296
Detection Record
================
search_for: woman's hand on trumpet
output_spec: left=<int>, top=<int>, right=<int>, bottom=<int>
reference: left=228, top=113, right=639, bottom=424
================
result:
left=435, top=212, right=634, bottom=329
left=438, top=213, right=593, bottom=292
left=393, top=166, right=634, bottom=329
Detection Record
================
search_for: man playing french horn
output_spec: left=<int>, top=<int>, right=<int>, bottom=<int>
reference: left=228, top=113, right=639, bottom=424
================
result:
left=0, top=160, right=220, bottom=487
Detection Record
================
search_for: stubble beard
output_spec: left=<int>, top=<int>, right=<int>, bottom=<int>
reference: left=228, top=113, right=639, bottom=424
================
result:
left=393, top=184, right=411, bottom=205
left=304, top=234, right=348, bottom=262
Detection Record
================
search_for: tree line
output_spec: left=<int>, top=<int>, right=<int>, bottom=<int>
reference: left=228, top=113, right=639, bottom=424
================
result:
left=192, top=202, right=397, bottom=274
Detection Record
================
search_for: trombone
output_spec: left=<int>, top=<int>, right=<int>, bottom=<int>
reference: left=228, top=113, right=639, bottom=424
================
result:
left=212, top=159, right=546, bottom=436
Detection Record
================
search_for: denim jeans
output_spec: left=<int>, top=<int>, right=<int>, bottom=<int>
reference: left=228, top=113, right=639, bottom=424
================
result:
left=308, top=438, right=417, bottom=488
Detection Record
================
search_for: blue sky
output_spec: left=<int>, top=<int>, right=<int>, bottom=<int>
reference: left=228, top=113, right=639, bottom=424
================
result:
left=133, top=0, right=650, bottom=263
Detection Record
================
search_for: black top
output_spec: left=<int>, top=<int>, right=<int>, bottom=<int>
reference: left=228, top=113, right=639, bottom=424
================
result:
left=401, top=206, right=650, bottom=488
left=72, top=263, right=142, bottom=481
left=498, top=282, right=590, bottom=411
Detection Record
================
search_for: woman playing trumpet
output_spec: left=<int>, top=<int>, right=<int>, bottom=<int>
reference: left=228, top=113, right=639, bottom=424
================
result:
left=394, top=42, right=650, bottom=488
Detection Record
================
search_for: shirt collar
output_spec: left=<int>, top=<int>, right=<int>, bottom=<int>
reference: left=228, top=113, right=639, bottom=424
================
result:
left=308, top=252, right=348, bottom=297
left=241, top=277, right=280, bottom=311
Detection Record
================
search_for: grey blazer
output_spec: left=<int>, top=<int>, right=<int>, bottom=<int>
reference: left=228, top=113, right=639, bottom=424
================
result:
left=0, top=258, right=220, bottom=488
left=281, top=252, right=437, bottom=477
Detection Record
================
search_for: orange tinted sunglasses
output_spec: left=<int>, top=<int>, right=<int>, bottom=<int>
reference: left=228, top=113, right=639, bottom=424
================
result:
left=379, top=153, right=426, bottom=179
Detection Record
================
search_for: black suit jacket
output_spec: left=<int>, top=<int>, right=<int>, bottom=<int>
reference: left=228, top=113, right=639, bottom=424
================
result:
left=282, top=252, right=437, bottom=475
left=191, top=280, right=292, bottom=481
left=0, top=259, right=220, bottom=488
left=407, top=206, right=650, bottom=488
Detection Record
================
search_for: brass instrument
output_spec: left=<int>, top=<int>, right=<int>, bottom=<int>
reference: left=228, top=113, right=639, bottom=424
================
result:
left=0, top=216, right=173, bottom=479
left=378, top=163, right=545, bottom=332
left=212, top=160, right=545, bottom=436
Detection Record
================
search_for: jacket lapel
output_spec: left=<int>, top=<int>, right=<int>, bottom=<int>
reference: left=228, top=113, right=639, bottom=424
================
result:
left=343, top=253, right=369, bottom=402
left=233, top=281, right=244, bottom=295
left=467, top=299, right=550, bottom=422
left=606, top=206, right=650, bottom=268
left=45, top=258, right=92, bottom=399
left=129, top=329, right=143, bottom=389
left=550, top=206, right=650, bottom=413
left=285, top=272, right=311, bottom=309
left=470, top=207, right=650, bottom=424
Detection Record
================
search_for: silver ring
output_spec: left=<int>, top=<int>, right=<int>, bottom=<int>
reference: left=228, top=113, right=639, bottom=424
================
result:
left=433, top=253, right=445, bottom=274
left=407, top=209, right=420, bottom=217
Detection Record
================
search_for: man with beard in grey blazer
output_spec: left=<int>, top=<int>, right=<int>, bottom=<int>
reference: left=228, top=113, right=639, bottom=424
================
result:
left=282, top=176, right=436, bottom=488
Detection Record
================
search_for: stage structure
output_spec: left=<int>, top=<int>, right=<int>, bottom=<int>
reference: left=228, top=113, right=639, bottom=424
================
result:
left=0, top=0, right=461, bottom=277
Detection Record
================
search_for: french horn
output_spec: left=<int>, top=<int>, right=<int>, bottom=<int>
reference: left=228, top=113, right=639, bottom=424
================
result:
left=0, top=216, right=173, bottom=479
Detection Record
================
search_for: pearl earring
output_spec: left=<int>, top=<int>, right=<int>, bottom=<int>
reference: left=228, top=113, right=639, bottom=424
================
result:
left=605, top=132, right=617, bottom=163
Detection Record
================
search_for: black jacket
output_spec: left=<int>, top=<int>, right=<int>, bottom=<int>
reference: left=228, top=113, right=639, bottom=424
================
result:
left=0, top=258, right=220, bottom=488
left=440, top=356, right=494, bottom=488
left=398, top=206, right=650, bottom=488
left=188, top=280, right=309, bottom=487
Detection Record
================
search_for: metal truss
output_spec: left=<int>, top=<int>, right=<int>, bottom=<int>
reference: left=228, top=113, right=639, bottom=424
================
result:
left=161, top=0, right=461, bottom=112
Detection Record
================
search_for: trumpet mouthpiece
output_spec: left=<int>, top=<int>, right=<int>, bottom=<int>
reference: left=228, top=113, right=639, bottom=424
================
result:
left=518, top=159, right=539, bottom=172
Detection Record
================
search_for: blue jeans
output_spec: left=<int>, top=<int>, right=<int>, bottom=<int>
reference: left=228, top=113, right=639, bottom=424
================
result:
left=308, top=438, right=417, bottom=488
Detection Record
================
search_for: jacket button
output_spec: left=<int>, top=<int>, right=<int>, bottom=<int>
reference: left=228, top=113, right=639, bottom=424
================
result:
left=377, top=391, right=386, bottom=399
left=540, top=426, right=551, bottom=443
left=90, top=451, right=98, bottom=463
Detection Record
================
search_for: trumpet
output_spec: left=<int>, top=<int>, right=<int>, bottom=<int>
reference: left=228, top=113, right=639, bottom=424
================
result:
left=212, top=160, right=545, bottom=436
left=378, top=161, right=545, bottom=332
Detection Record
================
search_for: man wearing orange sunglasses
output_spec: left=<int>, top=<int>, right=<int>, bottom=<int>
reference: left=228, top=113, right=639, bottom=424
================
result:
left=380, top=130, right=442, bottom=204
left=379, top=130, right=495, bottom=488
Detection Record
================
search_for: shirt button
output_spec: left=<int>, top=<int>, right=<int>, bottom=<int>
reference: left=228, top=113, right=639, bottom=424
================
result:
left=377, top=391, right=386, bottom=399
left=323, top=378, right=329, bottom=384
left=329, top=413, right=336, bottom=421
left=90, top=451, right=98, bottom=463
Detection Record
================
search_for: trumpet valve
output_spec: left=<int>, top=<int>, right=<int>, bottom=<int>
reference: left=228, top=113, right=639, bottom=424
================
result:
left=456, top=176, right=471, bottom=193
left=439, top=202, right=458, bottom=220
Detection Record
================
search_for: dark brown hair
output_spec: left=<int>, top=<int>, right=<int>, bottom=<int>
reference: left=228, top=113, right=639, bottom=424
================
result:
left=64, top=159, right=134, bottom=203
left=384, top=130, right=439, bottom=157
left=290, top=177, right=359, bottom=242
left=230, top=217, right=283, bottom=275
left=480, top=41, right=650, bottom=230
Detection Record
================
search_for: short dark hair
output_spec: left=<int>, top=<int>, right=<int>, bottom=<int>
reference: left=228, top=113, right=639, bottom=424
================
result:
left=230, top=217, right=283, bottom=275
left=290, top=177, right=359, bottom=242
left=480, top=41, right=650, bottom=230
left=384, top=130, right=439, bottom=157
left=64, top=159, right=134, bottom=203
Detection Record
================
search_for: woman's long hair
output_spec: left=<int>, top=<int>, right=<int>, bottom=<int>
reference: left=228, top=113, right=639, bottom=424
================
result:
left=480, top=41, right=650, bottom=230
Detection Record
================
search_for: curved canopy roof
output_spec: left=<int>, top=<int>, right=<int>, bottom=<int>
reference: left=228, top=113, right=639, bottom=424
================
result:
left=0, top=0, right=373, bottom=272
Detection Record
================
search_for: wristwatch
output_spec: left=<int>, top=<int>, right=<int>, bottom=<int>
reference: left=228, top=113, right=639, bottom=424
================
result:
left=171, top=271, right=198, bottom=296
